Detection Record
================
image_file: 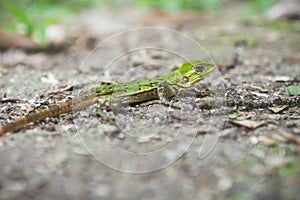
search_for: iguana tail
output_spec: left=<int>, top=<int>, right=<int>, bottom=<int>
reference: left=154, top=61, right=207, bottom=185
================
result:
left=0, top=98, right=96, bottom=137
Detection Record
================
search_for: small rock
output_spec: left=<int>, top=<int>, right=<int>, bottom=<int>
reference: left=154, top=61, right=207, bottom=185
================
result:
left=45, top=24, right=66, bottom=45
left=217, top=175, right=232, bottom=191
left=266, top=0, right=300, bottom=21
left=80, top=110, right=89, bottom=117
left=61, top=124, right=75, bottom=132
left=41, top=73, right=58, bottom=84
left=117, top=132, right=126, bottom=140
left=5, top=180, right=27, bottom=192
left=171, top=123, right=181, bottom=128
left=45, top=152, right=67, bottom=168
left=35, top=136, right=44, bottom=142
left=268, top=105, right=288, bottom=113
left=136, top=136, right=151, bottom=143
left=100, top=124, right=120, bottom=135
left=93, top=184, right=111, bottom=197
left=273, top=75, right=292, bottom=82
left=214, top=168, right=233, bottom=191
left=265, top=156, right=293, bottom=167
left=249, top=136, right=259, bottom=145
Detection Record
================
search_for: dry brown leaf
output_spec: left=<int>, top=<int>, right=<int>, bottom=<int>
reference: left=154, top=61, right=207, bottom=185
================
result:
left=259, top=136, right=276, bottom=147
left=236, top=111, right=255, bottom=120
left=229, top=119, right=265, bottom=129
left=297, top=145, right=300, bottom=155
left=281, top=132, right=300, bottom=144
left=268, top=105, right=288, bottom=113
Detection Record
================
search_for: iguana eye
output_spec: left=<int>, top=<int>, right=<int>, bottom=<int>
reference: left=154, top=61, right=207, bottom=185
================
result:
left=194, top=64, right=205, bottom=73
left=183, top=76, right=189, bottom=83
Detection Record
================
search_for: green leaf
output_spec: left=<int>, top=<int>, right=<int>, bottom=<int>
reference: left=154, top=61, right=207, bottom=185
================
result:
left=6, top=3, right=30, bottom=24
left=5, top=3, right=33, bottom=36
left=227, top=113, right=237, bottom=119
left=286, top=85, right=300, bottom=96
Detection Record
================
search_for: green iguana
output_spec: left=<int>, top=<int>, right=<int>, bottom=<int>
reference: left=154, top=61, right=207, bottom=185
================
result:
left=0, top=60, right=215, bottom=136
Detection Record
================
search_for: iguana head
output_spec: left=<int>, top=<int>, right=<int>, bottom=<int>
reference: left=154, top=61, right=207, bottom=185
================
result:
left=177, top=60, right=215, bottom=87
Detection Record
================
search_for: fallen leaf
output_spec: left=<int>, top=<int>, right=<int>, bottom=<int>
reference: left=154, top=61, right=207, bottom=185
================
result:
left=259, top=136, right=276, bottom=147
left=268, top=105, right=288, bottom=113
left=236, top=111, right=255, bottom=120
left=297, top=145, right=300, bottom=155
left=229, top=119, right=264, bottom=129
left=281, top=132, right=300, bottom=144
left=227, top=113, right=237, bottom=119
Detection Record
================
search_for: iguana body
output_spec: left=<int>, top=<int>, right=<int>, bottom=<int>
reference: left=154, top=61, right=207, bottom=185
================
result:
left=0, top=60, right=215, bottom=136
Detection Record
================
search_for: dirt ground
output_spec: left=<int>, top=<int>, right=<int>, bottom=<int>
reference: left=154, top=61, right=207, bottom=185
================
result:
left=0, top=3, right=299, bottom=200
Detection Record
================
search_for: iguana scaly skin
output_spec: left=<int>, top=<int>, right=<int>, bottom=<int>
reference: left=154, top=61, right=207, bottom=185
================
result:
left=0, top=60, right=215, bottom=136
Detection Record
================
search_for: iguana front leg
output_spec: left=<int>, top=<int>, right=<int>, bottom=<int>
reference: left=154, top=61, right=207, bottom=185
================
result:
left=157, top=82, right=180, bottom=108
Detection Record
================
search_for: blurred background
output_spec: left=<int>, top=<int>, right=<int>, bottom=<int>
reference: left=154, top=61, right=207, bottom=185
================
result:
left=0, top=0, right=299, bottom=49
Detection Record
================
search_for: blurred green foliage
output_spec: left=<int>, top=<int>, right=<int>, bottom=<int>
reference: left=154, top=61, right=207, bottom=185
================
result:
left=243, top=0, right=277, bottom=21
left=0, top=0, right=98, bottom=43
left=277, top=157, right=300, bottom=177
left=132, top=0, right=277, bottom=14
left=0, top=0, right=278, bottom=43
left=134, top=0, right=225, bottom=12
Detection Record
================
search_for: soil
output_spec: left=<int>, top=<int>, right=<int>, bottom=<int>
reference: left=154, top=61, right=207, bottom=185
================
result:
left=0, top=3, right=299, bottom=200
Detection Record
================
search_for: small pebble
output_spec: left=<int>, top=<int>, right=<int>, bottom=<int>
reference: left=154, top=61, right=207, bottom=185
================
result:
left=137, top=137, right=151, bottom=143
left=100, top=124, right=120, bottom=135
left=118, top=132, right=126, bottom=140
left=35, top=136, right=44, bottom=142
left=93, top=184, right=111, bottom=197
left=220, top=128, right=236, bottom=138
left=249, top=136, right=259, bottom=145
